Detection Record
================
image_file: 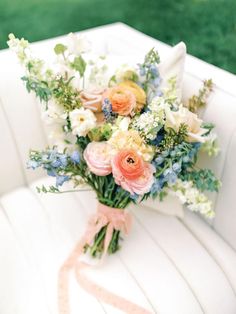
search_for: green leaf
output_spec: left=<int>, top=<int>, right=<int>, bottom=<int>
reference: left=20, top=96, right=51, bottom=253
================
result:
left=70, top=56, right=86, bottom=77
left=54, top=43, right=67, bottom=55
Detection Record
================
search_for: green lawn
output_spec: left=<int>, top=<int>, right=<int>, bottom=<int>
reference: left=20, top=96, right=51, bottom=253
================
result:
left=0, top=0, right=235, bottom=73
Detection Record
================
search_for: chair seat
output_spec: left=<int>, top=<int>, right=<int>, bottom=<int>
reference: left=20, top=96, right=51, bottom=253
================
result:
left=0, top=177, right=236, bottom=314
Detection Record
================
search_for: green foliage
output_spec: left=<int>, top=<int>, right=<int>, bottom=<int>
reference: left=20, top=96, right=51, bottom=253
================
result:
left=201, top=122, right=215, bottom=136
left=36, top=185, right=60, bottom=193
left=88, top=124, right=112, bottom=142
left=54, top=43, right=67, bottom=55
left=160, top=123, right=188, bottom=150
left=52, top=76, right=82, bottom=111
left=144, top=47, right=160, bottom=64
left=181, top=169, right=221, bottom=192
left=70, top=56, right=86, bottom=77
left=187, top=79, right=213, bottom=113
left=21, top=76, right=52, bottom=103
left=76, top=135, right=90, bottom=150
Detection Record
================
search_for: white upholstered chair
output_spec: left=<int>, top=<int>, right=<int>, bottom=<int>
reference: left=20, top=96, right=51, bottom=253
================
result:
left=0, top=23, right=236, bottom=314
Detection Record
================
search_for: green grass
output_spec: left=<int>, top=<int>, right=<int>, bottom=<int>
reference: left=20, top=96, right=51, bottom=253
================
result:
left=0, top=0, right=235, bottom=73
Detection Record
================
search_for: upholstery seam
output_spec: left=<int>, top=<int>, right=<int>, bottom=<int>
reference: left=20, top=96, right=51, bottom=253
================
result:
left=179, top=216, right=236, bottom=297
left=131, top=210, right=205, bottom=313
left=118, top=255, right=158, bottom=313
left=0, top=96, right=27, bottom=189
left=0, top=198, right=53, bottom=314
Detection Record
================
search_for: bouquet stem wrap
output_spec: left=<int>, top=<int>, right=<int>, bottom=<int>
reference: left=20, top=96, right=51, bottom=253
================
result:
left=58, top=202, right=151, bottom=314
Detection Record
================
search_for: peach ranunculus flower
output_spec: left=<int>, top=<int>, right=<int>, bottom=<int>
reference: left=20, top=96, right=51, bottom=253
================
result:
left=165, top=105, right=206, bottom=143
left=83, top=142, right=113, bottom=176
left=118, top=80, right=146, bottom=113
left=111, top=149, right=155, bottom=195
left=102, top=86, right=136, bottom=116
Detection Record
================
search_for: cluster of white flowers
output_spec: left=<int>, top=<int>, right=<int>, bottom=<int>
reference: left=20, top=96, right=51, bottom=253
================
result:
left=148, top=96, right=170, bottom=113
left=7, top=33, right=46, bottom=79
left=171, top=179, right=214, bottom=218
left=132, top=111, right=163, bottom=140
left=132, top=96, right=168, bottom=141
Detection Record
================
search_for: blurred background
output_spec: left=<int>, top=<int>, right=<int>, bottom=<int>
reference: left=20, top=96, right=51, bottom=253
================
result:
left=0, top=0, right=235, bottom=73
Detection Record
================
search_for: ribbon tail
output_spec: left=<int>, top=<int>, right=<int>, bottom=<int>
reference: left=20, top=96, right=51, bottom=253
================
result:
left=58, top=216, right=107, bottom=313
left=75, top=260, right=152, bottom=314
left=58, top=238, right=85, bottom=314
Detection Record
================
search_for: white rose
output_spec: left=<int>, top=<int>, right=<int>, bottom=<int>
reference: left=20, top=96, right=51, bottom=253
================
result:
left=165, top=105, right=206, bottom=142
left=69, top=107, right=96, bottom=137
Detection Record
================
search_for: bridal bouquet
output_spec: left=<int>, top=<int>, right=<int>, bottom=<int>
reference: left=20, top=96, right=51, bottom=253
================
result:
left=8, top=33, right=220, bottom=259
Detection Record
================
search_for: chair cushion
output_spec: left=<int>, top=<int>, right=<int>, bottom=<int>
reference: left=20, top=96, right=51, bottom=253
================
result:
left=0, top=177, right=236, bottom=314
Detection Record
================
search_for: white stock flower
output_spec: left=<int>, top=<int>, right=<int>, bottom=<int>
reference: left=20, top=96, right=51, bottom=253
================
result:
left=165, top=105, right=206, bottom=143
left=42, top=100, right=67, bottom=125
left=170, top=179, right=214, bottom=218
left=48, top=127, right=77, bottom=153
left=69, top=107, right=96, bottom=137
left=67, top=33, right=91, bottom=55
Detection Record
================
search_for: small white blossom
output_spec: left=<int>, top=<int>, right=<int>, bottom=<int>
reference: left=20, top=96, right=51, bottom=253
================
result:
left=170, top=179, right=215, bottom=218
left=69, top=107, right=96, bottom=137
left=133, top=107, right=165, bottom=141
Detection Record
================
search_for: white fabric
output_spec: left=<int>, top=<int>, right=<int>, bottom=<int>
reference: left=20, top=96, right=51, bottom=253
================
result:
left=0, top=22, right=236, bottom=314
left=159, top=41, right=186, bottom=100
left=1, top=177, right=236, bottom=314
left=182, top=210, right=236, bottom=293
left=142, top=194, right=184, bottom=218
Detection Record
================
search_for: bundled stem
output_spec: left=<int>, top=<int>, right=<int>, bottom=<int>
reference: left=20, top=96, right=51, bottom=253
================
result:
left=84, top=174, right=132, bottom=258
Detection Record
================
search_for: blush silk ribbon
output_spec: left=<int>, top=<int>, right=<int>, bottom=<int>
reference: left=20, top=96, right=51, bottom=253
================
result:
left=58, top=202, right=152, bottom=314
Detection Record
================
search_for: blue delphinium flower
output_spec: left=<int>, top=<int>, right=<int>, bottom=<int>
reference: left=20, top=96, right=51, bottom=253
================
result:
left=71, top=151, right=80, bottom=164
left=130, top=193, right=139, bottom=202
left=155, top=156, right=164, bottom=166
left=150, top=65, right=159, bottom=77
left=56, top=175, right=70, bottom=187
left=47, top=169, right=57, bottom=177
left=29, top=148, right=71, bottom=188
left=163, top=168, right=177, bottom=184
left=51, top=158, right=62, bottom=168
left=139, top=66, right=146, bottom=76
left=150, top=178, right=164, bottom=195
left=27, top=160, right=40, bottom=170
left=59, top=154, right=68, bottom=167
left=172, top=162, right=181, bottom=173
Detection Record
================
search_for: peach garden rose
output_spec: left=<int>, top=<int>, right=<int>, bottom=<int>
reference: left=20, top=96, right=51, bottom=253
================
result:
left=83, top=142, right=113, bottom=176
left=111, top=149, right=155, bottom=195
